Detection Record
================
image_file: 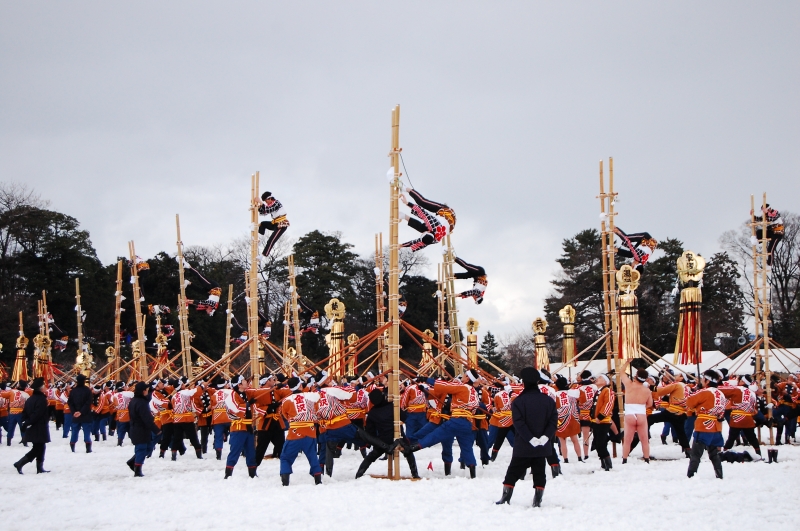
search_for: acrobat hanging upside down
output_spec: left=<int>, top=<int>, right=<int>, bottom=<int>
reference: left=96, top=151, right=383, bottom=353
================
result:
left=399, top=188, right=456, bottom=252
left=256, top=191, right=289, bottom=258
left=614, top=227, right=658, bottom=271
left=454, top=256, right=487, bottom=305
left=182, top=260, right=221, bottom=316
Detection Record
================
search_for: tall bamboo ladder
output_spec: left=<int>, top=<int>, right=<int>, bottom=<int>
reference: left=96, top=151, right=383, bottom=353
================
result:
left=750, top=193, right=775, bottom=445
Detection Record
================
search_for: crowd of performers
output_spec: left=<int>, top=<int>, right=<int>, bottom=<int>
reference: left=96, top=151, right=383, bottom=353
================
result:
left=2, top=363, right=798, bottom=505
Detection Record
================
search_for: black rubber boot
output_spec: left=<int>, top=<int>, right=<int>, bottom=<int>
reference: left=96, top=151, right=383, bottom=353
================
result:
left=159, top=450, right=165, bottom=458
left=325, top=440, right=337, bottom=476
left=490, top=450, right=498, bottom=462
left=281, top=473, right=290, bottom=486
left=126, top=456, right=136, bottom=472
left=171, top=451, right=177, bottom=461
left=772, top=449, right=779, bottom=463
left=444, top=462, right=452, bottom=476
left=709, top=446, right=723, bottom=479
left=224, top=467, right=233, bottom=479
left=248, top=467, right=258, bottom=478
left=216, top=449, right=222, bottom=460
left=134, top=465, right=144, bottom=477
left=533, top=487, right=544, bottom=508
left=604, top=456, right=613, bottom=470
left=36, top=460, right=50, bottom=474
left=661, top=435, right=668, bottom=445
left=468, top=465, right=476, bottom=478
left=687, top=441, right=705, bottom=478
left=407, top=454, right=420, bottom=479
left=314, top=473, right=322, bottom=485
left=13, top=455, right=32, bottom=474
left=355, top=459, right=372, bottom=479
left=86, top=442, right=92, bottom=453
left=70, top=443, right=75, bottom=453
left=495, top=486, right=513, bottom=505
left=551, top=463, right=562, bottom=478
left=195, top=448, right=203, bottom=459
left=460, top=461, right=465, bottom=470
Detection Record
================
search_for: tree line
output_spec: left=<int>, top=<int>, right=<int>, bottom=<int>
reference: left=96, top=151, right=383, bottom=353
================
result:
left=1, top=182, right=797, bottom=377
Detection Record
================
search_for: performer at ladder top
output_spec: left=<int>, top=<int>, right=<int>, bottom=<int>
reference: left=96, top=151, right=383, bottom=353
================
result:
left=405, top=187, right=456, bottom=232
left=256, top=191, right=289, bottom=258
left=454, top=256, right=488, bottom=304
left=751, top=204, right=784, bottom=267
left=399, top=191, right=448, bottom=252
left=182, top=261, right=222, bottom=316
left=614, top=227, right=658, bottom=271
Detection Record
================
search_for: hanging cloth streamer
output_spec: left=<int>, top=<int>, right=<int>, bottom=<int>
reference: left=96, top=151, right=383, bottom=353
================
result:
left=616, top=265, right=641, bottom=360
left=673, top=251, right=706, bottom=365
left=559, top=305, right=577, bottom=367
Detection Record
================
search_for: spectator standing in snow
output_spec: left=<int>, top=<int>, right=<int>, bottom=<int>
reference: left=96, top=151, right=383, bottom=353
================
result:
left=12, top=377, right=51, bottom=474
left=128, top=381, right=160, bottom=477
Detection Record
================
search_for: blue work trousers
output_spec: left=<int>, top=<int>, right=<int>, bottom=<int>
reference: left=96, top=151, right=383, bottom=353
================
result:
left=226, top=430, right=256, bottom=470
left=280, top=436, right=321, bottom=476
left=404, top=412, right=428, bottom=443
left=418, top=417, right=476, bottom=466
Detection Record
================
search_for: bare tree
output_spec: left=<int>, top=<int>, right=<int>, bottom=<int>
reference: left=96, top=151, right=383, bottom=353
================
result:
left=499, top=331, right=535, bottom=375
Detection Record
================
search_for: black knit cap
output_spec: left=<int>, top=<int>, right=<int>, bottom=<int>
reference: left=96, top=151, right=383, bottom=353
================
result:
left=520, top=367, right=540, bottom=385
left=32, top=377, right=45, bottom=390
left=368, top=389, right=385, bottom=406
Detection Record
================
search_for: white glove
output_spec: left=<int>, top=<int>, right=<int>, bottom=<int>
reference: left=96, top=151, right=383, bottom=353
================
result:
left=766, top=403, right=774, bottom=409
left=750, top=235, right=759, bottom=246
left=529, top=436, right=548, bottom=447
left=670, top=287, right=679, bottom=297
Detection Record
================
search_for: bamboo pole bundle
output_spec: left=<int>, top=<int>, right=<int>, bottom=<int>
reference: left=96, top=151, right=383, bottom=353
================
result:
left=248, top=173, right=262, bottom=386
left=387, top=105, right=402, bottom=479
left=559, top=305, right=577, bottom=367
left=466, top=318, right=479, bottom=369
left=127, top=241, right=148, bottom=380
left=375, top=233, right=387, bottom=373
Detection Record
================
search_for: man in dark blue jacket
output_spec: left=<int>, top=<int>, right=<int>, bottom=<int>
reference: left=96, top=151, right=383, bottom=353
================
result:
left=128, top=381, right=160, bottom=477
left=495, top=367, right=557, bottom=508
left=67, top=374, right=94, bottom=453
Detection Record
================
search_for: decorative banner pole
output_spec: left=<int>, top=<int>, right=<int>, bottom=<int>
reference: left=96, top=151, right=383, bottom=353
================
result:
left=616, top=265, right=642, bottom=360
left=559, top=305, right=577, bottom=375
left=375, top=233, right=387, bottom=373
left=175, top=214, right=193, bottom=377
left=532, top=317, right=549, bottom=371
left=288, top=255, right=304, bottom=368
left=74, top=279, right=93, bottom=377
left=673, top=250, right=706, bottom=366
left=419, top=329, right=435, bottom=375
left=128, top=241, right=149, bottom=380
left=466, top=318, right=480, bottom=369
left=13, top=312, right=29, bottom=382
left=346, top=333, right=359, bottom=377
left=387, top=104, right=402, bottom=479
left=325, top=298, right=347, bottom=379
left=248, top=172, right=262, bottom=386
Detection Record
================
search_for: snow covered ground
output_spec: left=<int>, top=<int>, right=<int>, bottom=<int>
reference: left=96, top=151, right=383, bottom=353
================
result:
left=1, top=424, right=797, bottom=531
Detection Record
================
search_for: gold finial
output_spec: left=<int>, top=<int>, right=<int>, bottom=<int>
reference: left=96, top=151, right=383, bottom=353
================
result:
left=532, top=317, right=547, bottom=334
left=558, top=305, right=576, bottom=324
left=422, top=329, right=434, bottom=339
left=677, top=250, right=706, bottom=282
left=616, top=264, right=641, bottom=292
left=347, top=333, right=359, bottom=346
left=324, top=298, right=346, bottom=320
left=466, top=318, right=479, bottom=334
left=105, top=346, right=116, bottom=359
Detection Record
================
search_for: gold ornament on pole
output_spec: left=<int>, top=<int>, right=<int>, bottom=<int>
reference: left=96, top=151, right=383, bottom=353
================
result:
left=673, top=250, right=705, bottom=365
left=466, top=318, right=480, bottom=369
left=558, top=305, right=577, bottom=367
left=616, top=265, right=641, bottom=360
left=346, top=333, right=359, bottom=377
left=325, top=298, right=347, bottom=379
left=419, top=329, right=435, bottom=375
left=13, top=312, right=29, bottom=382
left=532, top=317, right=549, bottom=371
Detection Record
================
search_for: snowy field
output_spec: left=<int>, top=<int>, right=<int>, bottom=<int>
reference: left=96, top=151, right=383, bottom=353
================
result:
left=1, top=424, right=798, bottom=531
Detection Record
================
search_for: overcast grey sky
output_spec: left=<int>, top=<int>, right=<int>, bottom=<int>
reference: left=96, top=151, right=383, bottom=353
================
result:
left=1, top=2, right=798, bottom=338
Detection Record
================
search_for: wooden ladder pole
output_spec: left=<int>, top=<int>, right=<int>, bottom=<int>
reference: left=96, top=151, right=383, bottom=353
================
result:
left=387, top=104, right=402, bottom=479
